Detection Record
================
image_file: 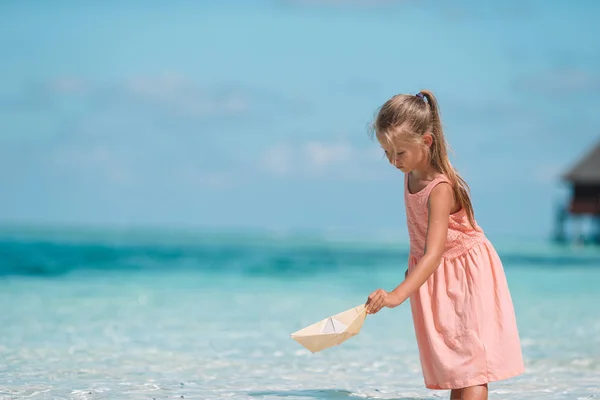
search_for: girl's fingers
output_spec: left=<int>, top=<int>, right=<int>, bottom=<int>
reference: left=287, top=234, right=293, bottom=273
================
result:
left=373, top=298, right=382, bottom=313
left=366, top=290, right=387, bottom=314
left=367, top=299, right=377, bottom=313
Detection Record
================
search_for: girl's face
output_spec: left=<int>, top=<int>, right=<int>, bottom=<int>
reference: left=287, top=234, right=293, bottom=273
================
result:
left=379, top=133, right=433, bottom=173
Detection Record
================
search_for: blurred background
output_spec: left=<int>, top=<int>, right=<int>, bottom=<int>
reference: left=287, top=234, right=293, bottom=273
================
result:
left=1, top=1, right=599, bottom=399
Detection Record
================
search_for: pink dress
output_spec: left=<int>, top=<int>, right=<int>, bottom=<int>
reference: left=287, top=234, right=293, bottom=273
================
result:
left=405, top=173, right=525, bottom=390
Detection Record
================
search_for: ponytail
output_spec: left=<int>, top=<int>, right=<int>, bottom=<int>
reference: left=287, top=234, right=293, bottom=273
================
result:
left=419, top=90, right=477, bottom=229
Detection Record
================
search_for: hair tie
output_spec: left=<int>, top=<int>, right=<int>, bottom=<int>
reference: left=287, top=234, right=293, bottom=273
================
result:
left=416, top=93, right=424, bottom=99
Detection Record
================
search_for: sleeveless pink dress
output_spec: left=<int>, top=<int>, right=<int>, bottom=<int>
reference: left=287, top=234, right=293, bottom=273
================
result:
left=404, top=173, right=524, bottom=390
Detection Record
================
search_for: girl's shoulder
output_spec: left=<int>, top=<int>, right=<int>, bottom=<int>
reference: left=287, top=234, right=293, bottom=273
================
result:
left=405, top=172, right=450, bottom=197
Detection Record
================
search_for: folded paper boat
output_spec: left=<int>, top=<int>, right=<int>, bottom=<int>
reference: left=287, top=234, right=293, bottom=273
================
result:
left=290, top=304, right=367, bottom=353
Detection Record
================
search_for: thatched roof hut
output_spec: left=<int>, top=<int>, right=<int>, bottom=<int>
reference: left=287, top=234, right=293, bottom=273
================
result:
left=564, top=141, right=600, bottom=184
left=562, top=140, right=600, bottom=215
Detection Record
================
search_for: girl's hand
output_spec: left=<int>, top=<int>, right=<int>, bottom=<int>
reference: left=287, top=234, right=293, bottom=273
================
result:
left=365, top=289, right=403, bottom=314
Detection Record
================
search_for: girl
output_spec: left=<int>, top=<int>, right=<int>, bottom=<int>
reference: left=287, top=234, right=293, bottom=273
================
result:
left=364, top=90, right=524, bottom=400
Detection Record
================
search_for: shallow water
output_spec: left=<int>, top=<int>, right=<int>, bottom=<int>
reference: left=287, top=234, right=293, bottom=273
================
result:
left=1, top=229, right=599, bottom=399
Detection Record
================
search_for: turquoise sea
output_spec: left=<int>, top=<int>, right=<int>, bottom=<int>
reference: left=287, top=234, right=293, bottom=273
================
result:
left=1, top=227, right=599, bottom=399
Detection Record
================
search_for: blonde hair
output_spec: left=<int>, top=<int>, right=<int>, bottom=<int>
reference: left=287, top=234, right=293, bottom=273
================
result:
left=369, top=89, right=476, bottom=229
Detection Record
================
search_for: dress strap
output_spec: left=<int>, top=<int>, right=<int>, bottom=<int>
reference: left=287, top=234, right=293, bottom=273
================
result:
left=421, top=175, right=451, bottom=199
left=406, top=173, right=450, bottom=198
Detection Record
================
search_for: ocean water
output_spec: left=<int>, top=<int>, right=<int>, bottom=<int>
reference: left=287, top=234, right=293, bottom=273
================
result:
left=1, top=228, right=599, bottom=400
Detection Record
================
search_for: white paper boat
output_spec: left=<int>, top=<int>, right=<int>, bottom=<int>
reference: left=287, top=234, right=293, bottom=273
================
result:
left=290, top=304, right=367, bottom=353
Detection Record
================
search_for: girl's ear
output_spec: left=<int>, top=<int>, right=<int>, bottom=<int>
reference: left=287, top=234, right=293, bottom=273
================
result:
left=422, top=132, right=434, bottom=148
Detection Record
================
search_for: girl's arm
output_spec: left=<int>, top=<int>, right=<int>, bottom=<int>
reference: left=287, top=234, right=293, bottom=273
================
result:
left=366, top=182, right=454, bottom=314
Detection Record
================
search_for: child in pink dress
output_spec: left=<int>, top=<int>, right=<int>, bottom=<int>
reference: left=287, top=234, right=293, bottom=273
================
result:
left=365, top=90, right=524, bottom=400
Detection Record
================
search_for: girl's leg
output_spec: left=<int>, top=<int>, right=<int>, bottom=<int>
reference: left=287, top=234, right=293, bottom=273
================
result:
left=450, top=389, right=462, bottom=399
left=461, top=383, right=488, bottom=400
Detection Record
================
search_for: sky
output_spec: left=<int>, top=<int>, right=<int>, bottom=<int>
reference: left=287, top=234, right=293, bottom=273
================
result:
left=1, top=0, right=600, bottom=242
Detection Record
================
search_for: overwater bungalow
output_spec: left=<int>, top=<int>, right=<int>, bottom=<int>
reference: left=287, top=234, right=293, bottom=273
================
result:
left=554, top=140, right=600, bottom=245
